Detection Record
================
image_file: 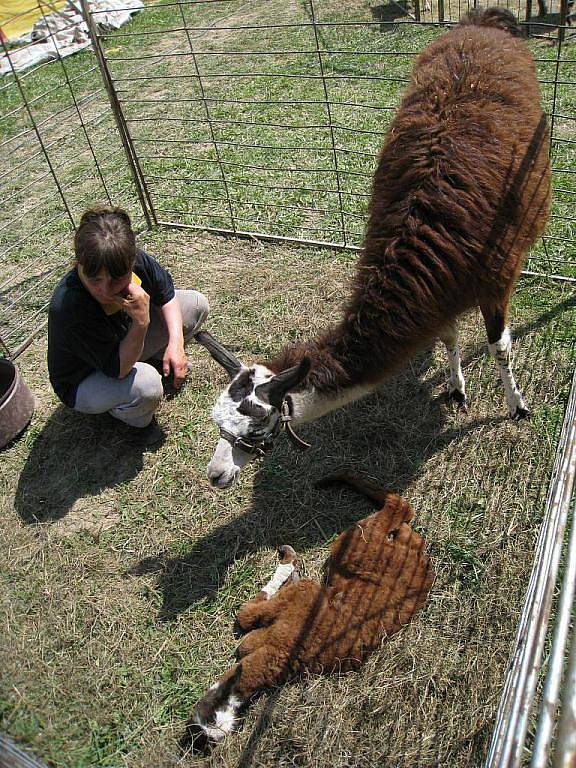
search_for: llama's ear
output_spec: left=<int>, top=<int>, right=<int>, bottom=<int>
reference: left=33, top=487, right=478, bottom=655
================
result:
left=255, top=357, right=311, bottom=409
left=194, top=330, right=243, bottom=380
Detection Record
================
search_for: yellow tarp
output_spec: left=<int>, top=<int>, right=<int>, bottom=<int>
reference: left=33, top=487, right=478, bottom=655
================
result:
left=0, top=0, right=67, bottom=40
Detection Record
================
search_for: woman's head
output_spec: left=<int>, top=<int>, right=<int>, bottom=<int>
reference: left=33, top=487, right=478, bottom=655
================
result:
left=74, top=206, right=136, bottom=279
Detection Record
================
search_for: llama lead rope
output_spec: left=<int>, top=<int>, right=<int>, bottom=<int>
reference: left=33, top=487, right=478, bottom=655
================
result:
left=218, top=397, right=311, bottom=456
left=281, top=397, right=311, bottom=451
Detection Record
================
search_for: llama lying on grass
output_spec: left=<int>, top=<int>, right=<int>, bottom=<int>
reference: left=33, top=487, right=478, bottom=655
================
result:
left=184, top=473, right=434, bottom=749
left=196, top=7, right=551, bottom=489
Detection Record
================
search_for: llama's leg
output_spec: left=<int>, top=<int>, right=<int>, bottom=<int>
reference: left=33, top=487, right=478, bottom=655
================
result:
left=259, top=545, right=300, bottom=600
left=236, top=627, right=270, bottom=659
left=438, top=321, right=466, bottom=407
left=184, top=663, right=244, bottom=748
left=236, top=547, right=299, bottom=632
left=480, top=300, right=528, bottom=419
left=186, top=647, right=287, bottom=747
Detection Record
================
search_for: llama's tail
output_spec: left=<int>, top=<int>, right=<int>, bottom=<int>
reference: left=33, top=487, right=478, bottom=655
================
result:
left=317, top=471, right=395, bottom=508
left=460, top=6, right=525, bottom=37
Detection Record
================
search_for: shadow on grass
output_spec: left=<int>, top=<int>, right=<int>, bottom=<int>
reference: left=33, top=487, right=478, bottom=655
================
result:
left=13, top=406, right=163, bottom=524
left=131, top=349, right=504, bottom=619
left=129, top=288, right=575, bottom=620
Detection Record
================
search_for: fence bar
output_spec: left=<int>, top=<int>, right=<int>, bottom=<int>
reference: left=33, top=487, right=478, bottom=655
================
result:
left=113, top=70, right=409, bottom=82
left=8, top=319, right=50, bottom=360
left=125, top=114, right=385, bottom=131
left=146, top=174, right=372, bottom=197
left=530, top=495, right=576, bottom=768
left=0, top=733, right=50, bottom=768
left=552, top=601, right=576, bottom=767
left=80, top=0, right=155, bottom=228
left=309, top=0, right=347, bottom=243
left=176, top=0, right=236, bottom=231
left=522, top=270, right=576, bottom=283
left=485, top=368, right=576, bottom=768
left=157, top=219, right=358, bottom=249
left=39, top=1, right=113, bottom=207
left=120, top=97, right=396, bottom=110
left=0, top=39, right=76, bottom=230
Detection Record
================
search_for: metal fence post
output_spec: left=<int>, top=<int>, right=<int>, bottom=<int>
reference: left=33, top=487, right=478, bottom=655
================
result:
left=0, top=32, right=76, bottom=231
left=176, top=0, right=236, bottom=233
left=309, top=0, right=347, bottom=247
left=79, top=0, right=156, bottom=228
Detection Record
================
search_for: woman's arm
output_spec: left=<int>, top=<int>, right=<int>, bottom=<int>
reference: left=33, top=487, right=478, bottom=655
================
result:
left=160, top=296, right=188, bottom=387
left=117, top=281, right=150, bottom=378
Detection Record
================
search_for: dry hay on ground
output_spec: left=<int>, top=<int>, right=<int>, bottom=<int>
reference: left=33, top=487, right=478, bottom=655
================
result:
left=1, top=229, right=574, bottom=768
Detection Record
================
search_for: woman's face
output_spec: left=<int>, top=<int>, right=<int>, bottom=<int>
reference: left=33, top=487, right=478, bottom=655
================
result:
left=78, top=265, right=132, bottom=306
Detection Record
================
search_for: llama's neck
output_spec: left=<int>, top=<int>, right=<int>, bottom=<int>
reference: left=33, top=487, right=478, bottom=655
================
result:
left=268, top=323, right=400, bottom=425
left=288, top=381, right=374, bottom=425
left=267, top=246, right=445, bottom=425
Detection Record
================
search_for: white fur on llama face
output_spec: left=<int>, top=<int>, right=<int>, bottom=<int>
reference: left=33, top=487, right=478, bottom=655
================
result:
left=207, top=365, right=279, bottom=488
left=194, top=692, right=242, bottom=742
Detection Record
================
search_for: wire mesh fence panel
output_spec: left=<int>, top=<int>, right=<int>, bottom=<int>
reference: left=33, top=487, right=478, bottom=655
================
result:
left=90, top=0, right=576, bottom=279
left=2, top=0, right=574, bottom=361
left=0, top=0, right=144, bottom=359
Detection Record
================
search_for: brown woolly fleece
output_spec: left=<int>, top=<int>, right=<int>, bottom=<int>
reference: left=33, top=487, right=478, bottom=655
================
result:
left=209, top=474, right=434, bottom=703
left=269, top=8, right=551, bottom=393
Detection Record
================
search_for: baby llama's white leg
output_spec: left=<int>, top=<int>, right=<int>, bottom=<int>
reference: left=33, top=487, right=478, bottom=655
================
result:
left=259, top=545, right=299, bottom=599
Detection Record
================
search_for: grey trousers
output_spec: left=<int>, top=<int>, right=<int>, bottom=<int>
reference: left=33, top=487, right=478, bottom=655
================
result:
left=74, top=290, right=209, bottom=427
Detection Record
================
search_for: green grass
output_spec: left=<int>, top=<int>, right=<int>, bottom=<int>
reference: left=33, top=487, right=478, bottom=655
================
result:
left=1, top=226, right=574, bottom=767
left=2, top=0, right=576, bottom=354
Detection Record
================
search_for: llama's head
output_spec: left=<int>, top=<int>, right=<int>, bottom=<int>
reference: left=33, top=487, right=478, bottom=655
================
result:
left=196, top=332, right=310, bottom=489
left=183, top=664, right=244, bottom=751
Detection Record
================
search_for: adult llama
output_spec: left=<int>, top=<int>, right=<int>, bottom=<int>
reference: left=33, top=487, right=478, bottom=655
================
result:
left=197, top=7, right=551, bottom=488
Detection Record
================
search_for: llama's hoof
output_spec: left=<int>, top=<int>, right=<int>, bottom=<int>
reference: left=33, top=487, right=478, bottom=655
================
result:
left=278, top=545, right=298, bottom=564
left=511, top=405, right=531, bottom=420
left=447, top=388, right=467, bottom=410
left=278, top=546, right=300, bottom=584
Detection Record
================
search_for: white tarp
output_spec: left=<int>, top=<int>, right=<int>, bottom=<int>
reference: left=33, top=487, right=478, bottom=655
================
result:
left=0, top=0, right=143, bottom=75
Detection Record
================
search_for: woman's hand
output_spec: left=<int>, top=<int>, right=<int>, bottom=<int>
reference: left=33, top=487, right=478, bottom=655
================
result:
left=118, top=281, right=150, bottom=328
left=163, top=342, right=188, bottom=388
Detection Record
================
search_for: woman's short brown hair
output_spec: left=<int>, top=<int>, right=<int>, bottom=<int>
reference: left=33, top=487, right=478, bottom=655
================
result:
left=74, top=206, right=136, bottom=279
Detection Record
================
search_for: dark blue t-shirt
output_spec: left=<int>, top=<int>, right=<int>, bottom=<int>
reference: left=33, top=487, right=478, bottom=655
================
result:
left=48, top=249, right=175, bottom=407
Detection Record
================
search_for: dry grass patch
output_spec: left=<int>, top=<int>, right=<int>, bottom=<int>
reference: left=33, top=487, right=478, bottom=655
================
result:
left=1, top=229, right=575, bottom=767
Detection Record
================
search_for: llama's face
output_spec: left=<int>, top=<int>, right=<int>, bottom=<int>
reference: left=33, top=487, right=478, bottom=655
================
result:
left=183, top=666, right=243, bottom=750
left=195, top=330, right=310, bottom=489
left=208, top=365, right=281, bottom=489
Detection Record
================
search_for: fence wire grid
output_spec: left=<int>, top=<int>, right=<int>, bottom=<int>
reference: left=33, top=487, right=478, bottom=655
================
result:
left=1, top=0, right=576, bottom=358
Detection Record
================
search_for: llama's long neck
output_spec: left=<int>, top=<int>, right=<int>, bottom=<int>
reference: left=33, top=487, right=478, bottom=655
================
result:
left=288, top=378, right=374, bottom=425
left=268, top=317, right=416, bottom=425
left=267, top=229, right=459, bottom=425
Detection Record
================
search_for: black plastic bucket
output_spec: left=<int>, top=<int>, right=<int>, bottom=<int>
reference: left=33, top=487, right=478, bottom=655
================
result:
left=0, top=358, right=35, bottom=449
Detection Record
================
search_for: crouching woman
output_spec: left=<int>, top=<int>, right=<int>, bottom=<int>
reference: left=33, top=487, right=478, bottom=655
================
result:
left=48, top=206, right=209, bottom=445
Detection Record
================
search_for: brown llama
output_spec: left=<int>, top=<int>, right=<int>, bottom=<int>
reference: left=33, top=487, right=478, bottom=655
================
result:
left=183, top=473, right=434, bottom=748
left=196, top=7, right=551, bottom=488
